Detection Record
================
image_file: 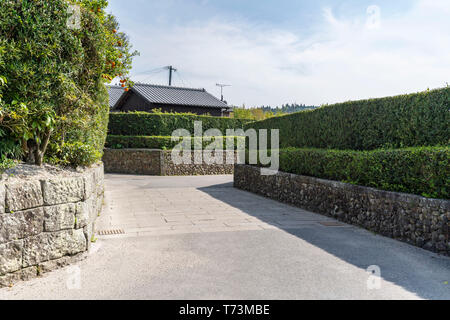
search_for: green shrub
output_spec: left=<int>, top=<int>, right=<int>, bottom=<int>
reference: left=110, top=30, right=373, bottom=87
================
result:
left=106, top=135, right=246, bottom=150
left=47, top=84, right=110, bottom=166
left=0, top=127, right=23, bottom=160
left=46, top=141, right=101, bottom=167
left=247, top=87, right=450, bottom=150
left=0, top=0, right=137, bottom=166
left=254, top=147, right=449, bottom=199
left=108, top=112, right=251, bottom=136
left=0, top=156, right=15, bottom=173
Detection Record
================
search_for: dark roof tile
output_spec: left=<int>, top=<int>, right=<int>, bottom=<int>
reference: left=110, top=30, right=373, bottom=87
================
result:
left=108, top=85, right=126, bottom=108
left=131, top=83, right=228, bottom=109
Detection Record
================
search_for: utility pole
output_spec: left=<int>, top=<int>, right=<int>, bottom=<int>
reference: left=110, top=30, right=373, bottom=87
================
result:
left=166, top=66, right=177, bottom=86
left=216, top=83, right=231, bottom=101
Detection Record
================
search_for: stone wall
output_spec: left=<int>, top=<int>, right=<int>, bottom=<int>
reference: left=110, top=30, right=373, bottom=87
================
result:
left=103, top=149, right=236, bottom=176
left=234, top=165, right=450, bottom=256
left=161, top=150, right=236, bottom=176
left=103, top=149, right=161, bottom=175
left=0, top=164, right=104, bottom=287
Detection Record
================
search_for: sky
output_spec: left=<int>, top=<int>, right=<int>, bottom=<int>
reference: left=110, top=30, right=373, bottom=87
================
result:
left=107, top=0, right=450, bottom=107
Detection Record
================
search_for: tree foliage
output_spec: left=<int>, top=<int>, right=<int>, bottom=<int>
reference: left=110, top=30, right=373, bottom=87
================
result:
left=232, top=104, right=317, bottom=120
left=261, top=103, right=317, bottom=114
left=232, top=107, right=275, bottom=121
left=0, top=0, right=138, bottom=166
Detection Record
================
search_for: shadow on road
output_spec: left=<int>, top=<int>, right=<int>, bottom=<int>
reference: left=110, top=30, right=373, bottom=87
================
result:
left=198, top=182, right=450, bottom=300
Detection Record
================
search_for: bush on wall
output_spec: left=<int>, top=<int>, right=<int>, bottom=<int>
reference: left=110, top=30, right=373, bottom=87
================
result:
left=109, top=112, right=251, bottom=137
left=247, top=87, right=450, bottom=150
left=0, top=0, right=137, bottom=167
left=257, top=147, right=449, bottom=199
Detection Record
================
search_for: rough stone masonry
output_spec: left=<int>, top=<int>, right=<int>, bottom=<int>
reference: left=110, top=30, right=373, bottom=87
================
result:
left=103, top=148, right=236, bottom=176
left=0, top=163, right=104, bottom=287
left=234, top=164, right=450, bottom=256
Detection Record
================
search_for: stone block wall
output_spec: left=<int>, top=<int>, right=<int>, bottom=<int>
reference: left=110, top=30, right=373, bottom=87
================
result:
left=103, top=149, right=161, bottom=175
left=103, top=149, right=236, bottom=176
left=234, top=165, right=450, bottom=256
left=161, top=151, right=236, bottom=176
left=0, top=164, right=104, bottom=287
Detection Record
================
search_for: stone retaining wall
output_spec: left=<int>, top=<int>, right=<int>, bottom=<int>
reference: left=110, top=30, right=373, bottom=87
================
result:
left=0, top=164, right=104, bottom=287
left=161, top=150, right=236, bottom=176
left=234, top=165, right=450, bottom=256
left=103, top=149, right=236, bottom=176
left=103, top=149, right=161, bottom=175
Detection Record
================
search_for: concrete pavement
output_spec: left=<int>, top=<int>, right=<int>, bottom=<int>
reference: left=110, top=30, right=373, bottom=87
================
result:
left=0, top=174, right=449, bottom=300
left=95, top=174, right=337, bottom=237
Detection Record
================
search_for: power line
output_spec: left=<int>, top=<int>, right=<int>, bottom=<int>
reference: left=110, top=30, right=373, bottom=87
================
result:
left=177, top=70, right=194, bottom=88
left=134, top=67, right=166, bottom=76
left=133, top=65, right=194, bottom=88
left=140, top=68, right=166, bottom=83
left=175, top=71, right=187, bottom=87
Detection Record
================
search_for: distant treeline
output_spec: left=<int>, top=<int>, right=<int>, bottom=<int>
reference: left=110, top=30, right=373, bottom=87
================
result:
left=260, top=104, right=318, bottom=114
left=232, top=103, right=318, bottom=120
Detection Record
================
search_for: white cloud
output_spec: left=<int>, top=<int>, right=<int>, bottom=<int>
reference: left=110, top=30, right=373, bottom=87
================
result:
left=130, top=0, right=450, bottom=106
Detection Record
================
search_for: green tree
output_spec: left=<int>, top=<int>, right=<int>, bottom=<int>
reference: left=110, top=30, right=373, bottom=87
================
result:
left=232, top=106, right=279, bottom=120
left=0, top=0, right=138, bottom=166
left=233, top=107, right=255, bottom=120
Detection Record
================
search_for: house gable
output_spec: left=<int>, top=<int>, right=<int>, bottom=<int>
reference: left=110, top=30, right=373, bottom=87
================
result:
left=112, top=83, right=231, bottom=117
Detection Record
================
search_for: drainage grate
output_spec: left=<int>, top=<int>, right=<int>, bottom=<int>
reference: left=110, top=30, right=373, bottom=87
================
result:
left=97, top=229, right=125, bottom=236
left=319, top=222, right=346, bottom=227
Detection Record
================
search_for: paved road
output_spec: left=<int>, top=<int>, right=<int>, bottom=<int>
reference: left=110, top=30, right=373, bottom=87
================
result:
left=1, top=175, right=449, bottom=300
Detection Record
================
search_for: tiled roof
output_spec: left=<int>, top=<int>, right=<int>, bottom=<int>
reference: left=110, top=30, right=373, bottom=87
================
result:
left=130, top=83, right=228, bottom=109
left=108, top=85, right=126, bottom=108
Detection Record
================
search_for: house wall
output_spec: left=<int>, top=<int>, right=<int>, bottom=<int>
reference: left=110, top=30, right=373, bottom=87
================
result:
left=114, top=91, right=228, bottom=117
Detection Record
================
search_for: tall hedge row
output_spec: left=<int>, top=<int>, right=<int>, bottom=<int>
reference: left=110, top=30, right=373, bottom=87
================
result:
left=247, top=87, right=450, bottom=150
left=106, top=135, right=245, bottom=150
left=109, top=112, right=250, bottom=136
left=257, top=147, right=449, bottom=199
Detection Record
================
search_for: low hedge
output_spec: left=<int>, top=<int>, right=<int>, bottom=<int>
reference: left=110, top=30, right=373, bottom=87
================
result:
left=106, top=135, right=246, bottom=150
left=253, top=147, right=449, bottom=199
left=109, top=112, right=251, bottom=136
left=247, top=87, right=450, bottom=150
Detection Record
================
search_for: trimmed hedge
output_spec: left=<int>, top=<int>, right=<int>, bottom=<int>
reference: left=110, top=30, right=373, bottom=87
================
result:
left=109, top=112, right=251, bottom=136
left=261, top=147, right=449, bottom=199
left=247, top=87, right=450, bottom=150
left=106, top=135, right=245, bottom=150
